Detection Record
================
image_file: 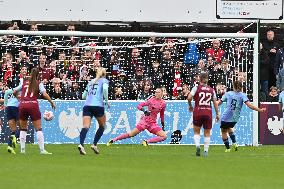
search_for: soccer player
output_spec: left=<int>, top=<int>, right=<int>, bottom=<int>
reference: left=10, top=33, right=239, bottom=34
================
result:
left=187, top=72, right=219, bottom=157
left=13, top=68, right=56, bottom=154
left=107, top=88, right=167, bottom=146
left=77, top=67, right=109, bottom=155
left=219, top=80, right=266, bottom=152
left=4, top=66, right=28, bottom=154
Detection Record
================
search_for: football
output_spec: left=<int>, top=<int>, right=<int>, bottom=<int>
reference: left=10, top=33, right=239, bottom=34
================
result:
left=43, top=110, right=54, bottom=121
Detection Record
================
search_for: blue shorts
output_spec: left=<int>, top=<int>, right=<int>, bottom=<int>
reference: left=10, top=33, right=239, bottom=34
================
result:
left=220, top=121, right=237, bottom=129
left=6, top=106, right=19, bottom=121
left=83, top=106, right=105, bottom=118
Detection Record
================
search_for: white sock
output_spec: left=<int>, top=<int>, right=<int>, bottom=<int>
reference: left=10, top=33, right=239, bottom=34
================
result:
left=204, top=137, right=211, bottom=152
left=193, top=135, right=201, bottom=148
left=20, top=131, right=27, bottom=151
left=36, top=131, right=45, bottom=151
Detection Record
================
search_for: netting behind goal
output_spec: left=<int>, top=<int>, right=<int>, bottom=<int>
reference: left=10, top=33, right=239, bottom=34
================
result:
left=0, top=34, right=255, bottom=100
left=0, top=31, right=259, bottom=145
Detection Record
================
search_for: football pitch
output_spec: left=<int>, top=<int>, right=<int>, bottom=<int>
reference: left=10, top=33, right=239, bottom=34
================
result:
left=0, top=144, right=283, bottom=189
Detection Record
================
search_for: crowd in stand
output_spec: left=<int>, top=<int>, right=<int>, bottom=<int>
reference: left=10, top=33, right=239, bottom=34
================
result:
left=260, top=29, right=284, bottom=102
left=0, top=23, right=258, bottom=101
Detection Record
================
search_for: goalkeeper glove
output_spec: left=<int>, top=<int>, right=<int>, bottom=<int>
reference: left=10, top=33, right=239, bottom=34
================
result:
left=143, top=110, right=150, bottom=116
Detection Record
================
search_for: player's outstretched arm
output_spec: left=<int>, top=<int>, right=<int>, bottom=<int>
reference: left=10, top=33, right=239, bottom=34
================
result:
left=245, top=101, right=266, bottom=112
left=137, top=100, right=150, bottom=116
left=42, top=91, right=56, bottom=110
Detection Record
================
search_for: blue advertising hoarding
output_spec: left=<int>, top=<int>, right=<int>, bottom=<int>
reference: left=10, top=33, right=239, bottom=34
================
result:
left=37, top=100, right=253, bottom=145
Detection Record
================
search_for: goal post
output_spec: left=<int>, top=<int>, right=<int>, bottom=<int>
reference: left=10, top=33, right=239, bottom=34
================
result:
left=0, top=30, right=259, bottom=145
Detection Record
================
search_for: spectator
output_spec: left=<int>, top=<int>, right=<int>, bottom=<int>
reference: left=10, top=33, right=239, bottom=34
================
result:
left=37, top=54, right=54, bottom=84
left=137, top=79, right=153, bottom=100
left=267, top=86, right=279, bottom=102
left=124, top=47, right=143, bottom=78
left=276, top=66, right=284, bottom=91
left=183, top=37, right=200, bottom=67
left=161, top=86, right=172, bottom=100
left=260, top=43, right=270, bottom=94
left=66, top=81, right=82, bottom=100
left=275, top=46, right=284, bottom=76
left=176, top=84, right=190, bottom=100
left=262, top=29, right=279, bottom=88
left=49, top=78, right=67, bottom=100
left=205, top=39, right=225, bottom=63
left=147, top=60, right=164, bottom=89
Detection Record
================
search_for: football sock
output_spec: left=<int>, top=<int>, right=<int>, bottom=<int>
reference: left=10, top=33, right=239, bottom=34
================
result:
left=194, top=134, right=201, bottom=148
left=8, top=131, right=16, bottom=147
left=36, top=131, right=45, bottom=151
left=204, top=137, right=210, bottom=152
left=79, top=128, right=89, bottom=146
left=147, top=136, right=166, bottom=143
left=223, top=138, right=230, bottom=149
left=229, top=132, right=236, bottom=143
left=93, top=126, right=105, bottom=145
left=113, top=133, right=129, bottom=142
left=20, top=130, right=27, bottom=151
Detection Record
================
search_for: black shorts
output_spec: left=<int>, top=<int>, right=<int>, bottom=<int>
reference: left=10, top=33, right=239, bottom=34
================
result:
left=6, top=106, right=19, bottom=121
left=220, top=121, right=237, bottom=129
left=83, top=106, right=105, bottom=118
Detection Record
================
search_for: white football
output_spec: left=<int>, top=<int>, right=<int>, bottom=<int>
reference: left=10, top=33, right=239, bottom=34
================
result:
left=43, top=111, right=54, bottom=121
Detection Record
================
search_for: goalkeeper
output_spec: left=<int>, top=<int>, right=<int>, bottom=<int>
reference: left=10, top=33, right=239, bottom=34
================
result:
left=107, top=88, right=167, bottom=146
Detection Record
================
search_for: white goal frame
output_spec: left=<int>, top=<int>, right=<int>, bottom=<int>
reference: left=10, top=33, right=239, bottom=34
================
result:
left=0, top=30, right=259, bottom=146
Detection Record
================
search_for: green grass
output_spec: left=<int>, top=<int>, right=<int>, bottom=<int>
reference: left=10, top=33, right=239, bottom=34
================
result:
left=0, top=144, right=284, bottom=189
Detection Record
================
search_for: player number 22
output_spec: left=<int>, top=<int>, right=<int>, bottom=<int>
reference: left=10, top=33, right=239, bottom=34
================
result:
left=199, top=92, right=212, bottom=106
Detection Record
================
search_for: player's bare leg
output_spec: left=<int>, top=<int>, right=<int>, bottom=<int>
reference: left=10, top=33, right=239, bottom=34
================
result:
left=143, top=130, right=167, bottom=146
left=107, top=128, right=141, bottom=146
